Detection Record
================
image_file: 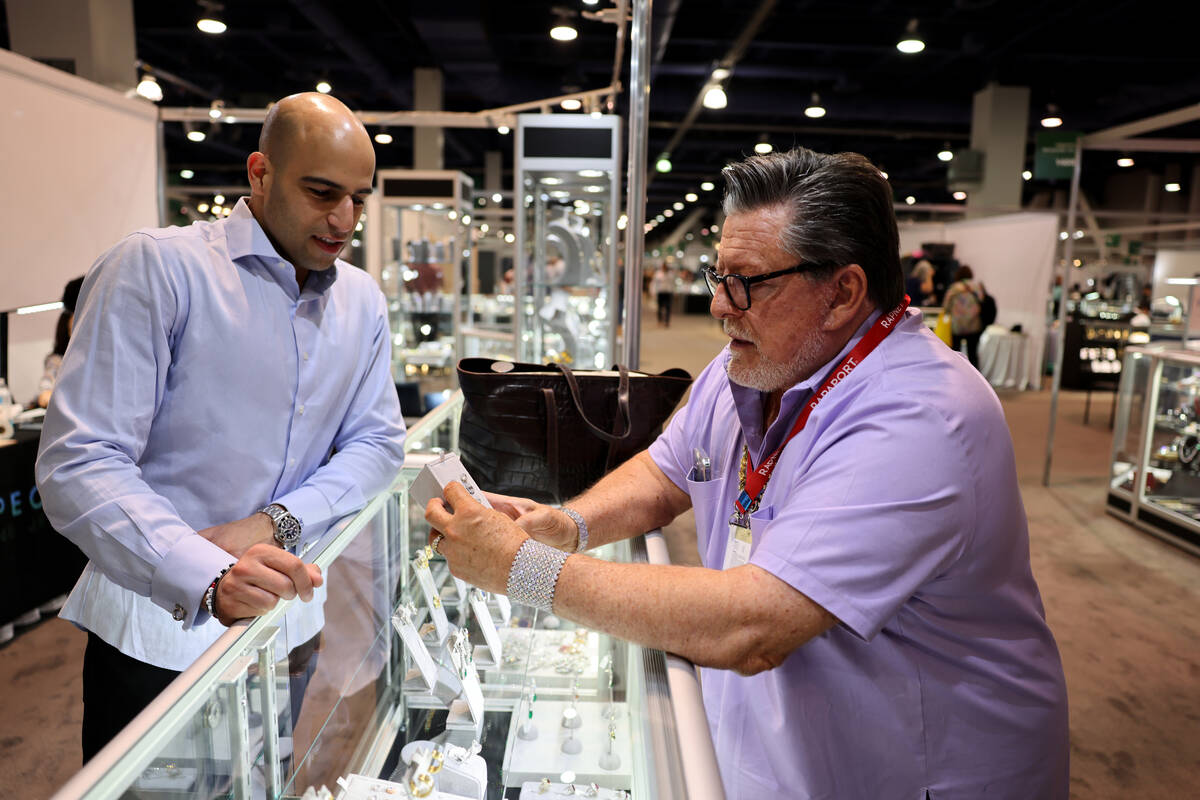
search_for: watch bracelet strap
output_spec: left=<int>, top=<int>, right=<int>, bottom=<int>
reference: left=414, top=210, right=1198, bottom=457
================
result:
left=506, top=539, right=570, bottom=613
left=203, top=563, right=236, bottom=618
left=561, top=506, right=589, bottom=552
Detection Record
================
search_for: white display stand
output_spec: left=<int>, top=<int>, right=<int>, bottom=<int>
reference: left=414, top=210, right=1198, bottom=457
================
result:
left=502, top=701, right=632, bottom=789
left=518, top=783, right=629, bottom=799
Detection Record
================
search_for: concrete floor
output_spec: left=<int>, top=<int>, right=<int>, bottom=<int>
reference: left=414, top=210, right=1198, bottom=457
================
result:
left=3, top=304, right=1200, bottom=799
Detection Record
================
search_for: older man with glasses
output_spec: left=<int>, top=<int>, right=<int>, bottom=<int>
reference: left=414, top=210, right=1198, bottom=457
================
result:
left=426, top=147, right=1069, bottom=800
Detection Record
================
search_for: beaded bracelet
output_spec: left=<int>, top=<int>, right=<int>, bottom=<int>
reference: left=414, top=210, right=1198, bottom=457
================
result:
left=203, top=563, right=236, bottom=618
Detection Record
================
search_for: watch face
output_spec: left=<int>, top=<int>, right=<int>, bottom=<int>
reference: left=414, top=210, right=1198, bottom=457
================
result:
left=276, top=514, right=301, bottom=545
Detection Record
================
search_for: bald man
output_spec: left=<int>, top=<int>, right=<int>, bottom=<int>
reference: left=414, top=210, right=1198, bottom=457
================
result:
left=37, top=93, right=407, bottom=761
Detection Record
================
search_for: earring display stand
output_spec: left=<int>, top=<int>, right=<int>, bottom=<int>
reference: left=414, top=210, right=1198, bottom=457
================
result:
left=502, top=700, right=631, bottom=789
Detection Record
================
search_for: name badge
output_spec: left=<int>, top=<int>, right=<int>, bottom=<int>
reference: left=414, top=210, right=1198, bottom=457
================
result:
left=723, top=513, right=753, bottom=570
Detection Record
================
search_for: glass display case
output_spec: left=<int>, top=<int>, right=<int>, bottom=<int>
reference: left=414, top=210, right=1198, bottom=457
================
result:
left=514, top=114, right=621, bottom=369
left=54, top=394, right=722, bottom=800
left=375, top=170, right=475, bottom=384
left=1108, top=345, right=1200, bottom=555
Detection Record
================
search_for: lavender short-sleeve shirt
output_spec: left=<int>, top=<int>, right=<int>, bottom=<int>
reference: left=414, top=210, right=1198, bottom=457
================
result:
left=648, top=309, right=1068, bottom=800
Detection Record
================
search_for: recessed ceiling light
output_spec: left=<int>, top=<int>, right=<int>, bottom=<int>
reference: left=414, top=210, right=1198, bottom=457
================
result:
left=896, top=19, right=925, bottom=54
left=541, top=176, right=563, bottom=185
left=1117, top=157, right=1134, bottom=168
left=550, top=25, right=578, bottom=41
left=937, top=146, right=954, bottom=162
left=700, top=181, right=715, bottom=192
left=374, top=132, right=393, bottom=144
left=196, top=16, right=226, bottom=35
left=316, top=81, right=332, bottom=94
left=905, top=196, right=916, bottom=205
left=685, top=192, right=698, bottom=202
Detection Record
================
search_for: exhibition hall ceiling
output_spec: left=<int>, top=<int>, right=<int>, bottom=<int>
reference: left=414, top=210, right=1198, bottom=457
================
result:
left=4, top=0, right=1198, bottom=223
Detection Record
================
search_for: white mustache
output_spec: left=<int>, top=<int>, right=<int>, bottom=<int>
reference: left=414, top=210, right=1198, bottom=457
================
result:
left=723, top=322, right=754, bottom=342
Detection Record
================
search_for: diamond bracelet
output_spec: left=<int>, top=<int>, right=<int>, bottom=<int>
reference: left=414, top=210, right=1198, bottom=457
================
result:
left=506, top=539, right=570, bottom=613
left=561, top=507, right=589, bottom=552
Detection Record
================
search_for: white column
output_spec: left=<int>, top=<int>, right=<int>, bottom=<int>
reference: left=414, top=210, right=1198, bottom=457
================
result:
left=967, top=83, right=1030, bottom=215
left=413, top=67, right=444, bottom=170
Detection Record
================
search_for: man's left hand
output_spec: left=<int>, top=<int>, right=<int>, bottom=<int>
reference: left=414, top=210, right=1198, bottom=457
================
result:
left=198, top=512, right=276, bottom=559
left=425, top=482, right=526, bottom=594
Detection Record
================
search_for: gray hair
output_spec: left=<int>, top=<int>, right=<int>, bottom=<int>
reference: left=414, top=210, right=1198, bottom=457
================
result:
left=721, top=147, right=904, bottom=309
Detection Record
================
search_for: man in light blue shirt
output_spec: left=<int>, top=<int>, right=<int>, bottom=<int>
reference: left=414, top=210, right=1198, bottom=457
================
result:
left=36, top=93, right=406, bottom=760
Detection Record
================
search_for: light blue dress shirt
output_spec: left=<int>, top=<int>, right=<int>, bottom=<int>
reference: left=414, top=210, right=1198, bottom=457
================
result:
left=36, top=199, right=406, bottom=670
left=649, top=308, right=1068, bottom=799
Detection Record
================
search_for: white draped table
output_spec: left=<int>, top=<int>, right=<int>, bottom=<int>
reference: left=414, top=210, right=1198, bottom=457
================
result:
left=978, top=326, right=1031, bottom=390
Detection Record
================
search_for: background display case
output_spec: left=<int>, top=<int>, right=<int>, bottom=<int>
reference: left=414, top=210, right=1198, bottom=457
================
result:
left=375, top=170, right=475, bottom=392
left=1108, top=345, right=1200, bottom=555
left=54, top=394, right=723, bottom=800
left=514, top=114, right=621, bottom=369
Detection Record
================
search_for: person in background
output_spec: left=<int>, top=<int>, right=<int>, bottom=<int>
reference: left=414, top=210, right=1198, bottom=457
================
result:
left=943, top=265, right=986, bottom=367
left=36, top=92, right=407, bottom=762
left=424, top=147, right=1068, bottom=799
left=36, top=276, right=84, bottom=408
left=904, top=258, right=936, bottom=306
left=651, top=262, right=675, bottom=327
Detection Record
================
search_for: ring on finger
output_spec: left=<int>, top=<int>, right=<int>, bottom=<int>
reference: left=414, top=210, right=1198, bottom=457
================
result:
left=431, top=533, right=445, bottom=555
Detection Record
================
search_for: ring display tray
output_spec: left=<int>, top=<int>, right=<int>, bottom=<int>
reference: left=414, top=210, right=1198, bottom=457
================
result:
left=501, top=700, right=631, bottom=789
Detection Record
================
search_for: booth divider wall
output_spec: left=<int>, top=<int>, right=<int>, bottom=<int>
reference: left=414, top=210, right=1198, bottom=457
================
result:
left=0, top=48, right=159, bottom=400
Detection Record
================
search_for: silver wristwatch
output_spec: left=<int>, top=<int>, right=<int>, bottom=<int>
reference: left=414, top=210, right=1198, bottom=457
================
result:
left=259, top=503, right=301, bottom=548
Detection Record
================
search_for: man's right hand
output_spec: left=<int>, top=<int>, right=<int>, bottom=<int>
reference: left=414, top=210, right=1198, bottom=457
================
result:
left=484, top=491, right=579, bottom=552
left=212, top=542, right=323, bottom=626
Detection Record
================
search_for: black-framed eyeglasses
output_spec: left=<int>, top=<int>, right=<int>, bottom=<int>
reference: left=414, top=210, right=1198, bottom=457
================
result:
left=701, top=262, right=825, bottom=310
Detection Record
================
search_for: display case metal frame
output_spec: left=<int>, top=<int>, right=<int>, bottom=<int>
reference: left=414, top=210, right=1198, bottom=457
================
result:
left=1107, top=344, right=1200, bottom=556
left=514, top=113, right=622, bottom=367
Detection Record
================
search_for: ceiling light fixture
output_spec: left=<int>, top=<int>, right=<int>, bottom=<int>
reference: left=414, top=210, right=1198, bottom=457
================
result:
left=1166, top=182, right=1182, bottom=193
left=804, top=92, right=826, bottom=118
left=374, top=130, right=393, bottom=144
left=664, top=209, right=675, bottom=217
left=179, top=169, right=194, bottom=180
left=550, top=24, right=578, bottom=42
left=953, top=191, right=967, bottom=201
left=208, top=100, right=224, bottom=120
left=196, top=2, right=226, bottom=34
left=213, top=194, right=226, bottom=205
left=655, top=153, right=673, bottom=173
left=497, top=125, right=511, bottom=135
left=136, top=73, right=163, bottom=102
left=1117, top=157, right=1134, bottom=168
left=1022, top=170, right=1033, bottom=181
left=316, top=80, right=332, bottom=94
left=710, top=66, right=731, bottom=82
left=703, top=85, right=728, bottom=110
left=700, top=181, right=715, bottom=191
left=1040, top=104, right=1063, bottom=128
left=754, top=135, right=773, bottom=155
left=184, top=121, right=206, bottom=142
left=560, top=98, right=582, bottom=111
left=685, top=192, right=698, bottom=202
left=492, top=192, right=503, bottom=203
left=897, top=19, right=925, bottom=54
left=197, top=203, right=209, bottom=213
left=673, top=202, right=684, bottom=210
left=937, top=144, right=954, bottom=162
left=905, top=195, right=916, bottom=205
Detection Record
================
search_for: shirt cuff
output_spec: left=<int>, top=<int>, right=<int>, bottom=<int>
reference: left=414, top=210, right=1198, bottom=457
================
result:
left=273, top=485, right=331, bottom=537
left=150, top=534, right=237, bottom=630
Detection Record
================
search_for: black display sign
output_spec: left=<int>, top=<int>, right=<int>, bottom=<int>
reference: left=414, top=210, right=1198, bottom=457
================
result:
left=523, top=127, right=612, bottom=159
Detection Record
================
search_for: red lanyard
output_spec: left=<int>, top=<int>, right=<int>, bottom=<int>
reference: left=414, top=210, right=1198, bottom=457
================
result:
left=734, top=298, right=909, bottom=516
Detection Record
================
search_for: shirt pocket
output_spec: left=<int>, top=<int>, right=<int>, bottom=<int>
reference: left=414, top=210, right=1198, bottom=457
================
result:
left=747, top=504, right=776, bottom=559
left=685, top=475, right=725, bottom=554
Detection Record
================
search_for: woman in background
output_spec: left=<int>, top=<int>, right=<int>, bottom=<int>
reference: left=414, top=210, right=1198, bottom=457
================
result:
left=942, top=265, right=985, bottom=368
left=37, top=276, right=83, bottom=408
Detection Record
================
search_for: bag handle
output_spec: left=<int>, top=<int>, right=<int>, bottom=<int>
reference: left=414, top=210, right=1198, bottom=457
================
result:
left=554, top=363, right=633, bottom=444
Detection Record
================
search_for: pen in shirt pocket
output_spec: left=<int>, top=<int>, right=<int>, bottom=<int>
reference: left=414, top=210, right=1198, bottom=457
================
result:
left=691, top=446, right=712, bottom=482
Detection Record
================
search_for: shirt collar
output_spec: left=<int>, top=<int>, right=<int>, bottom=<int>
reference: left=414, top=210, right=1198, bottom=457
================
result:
left=727, top=307, right=886, bottom=458
left=223, top=198, right=340, bottom=297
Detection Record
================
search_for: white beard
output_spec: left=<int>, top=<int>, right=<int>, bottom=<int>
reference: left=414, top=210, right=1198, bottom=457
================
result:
left=724, top=326, right=828, bottom=391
